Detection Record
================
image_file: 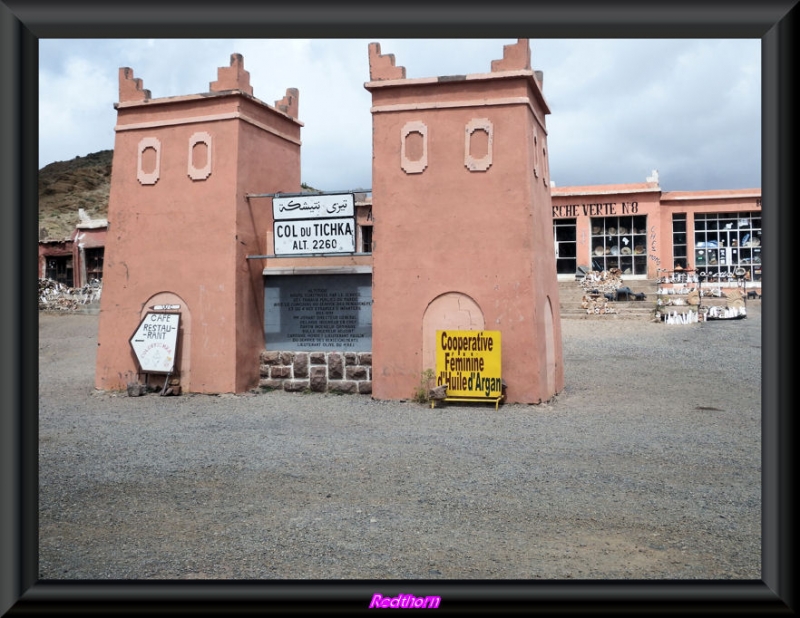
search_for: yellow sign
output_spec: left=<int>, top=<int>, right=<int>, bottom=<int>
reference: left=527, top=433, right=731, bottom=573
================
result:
left=435, top=330, right=502, bottom=399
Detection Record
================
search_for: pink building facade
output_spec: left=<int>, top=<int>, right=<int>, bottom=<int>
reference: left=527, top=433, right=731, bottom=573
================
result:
left=551, top=175, right=761, bottom=288
left=92, top=41, right=565, bottom=403
left=88, top=41, right=759, bottom=401
left=38, top=209, right=108, bottom=288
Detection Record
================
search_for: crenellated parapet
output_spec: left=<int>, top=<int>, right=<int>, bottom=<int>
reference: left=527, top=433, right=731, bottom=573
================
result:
left=209, top=53, right=253, bottom=95
left=118, top=67, right=151, bottom=103
left=368, top=42, right=406, bottom=81
left=274, top=87, right=299, bottom=119
left=490, top=38, right=531, bottom=72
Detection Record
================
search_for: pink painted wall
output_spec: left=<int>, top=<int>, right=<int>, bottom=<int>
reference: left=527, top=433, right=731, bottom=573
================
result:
left=366, top=40, right=564, bottom=404
left=95, top=54, right=301, bottom=393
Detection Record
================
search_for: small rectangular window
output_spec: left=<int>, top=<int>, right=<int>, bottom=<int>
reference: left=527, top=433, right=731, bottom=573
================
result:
left=85, top=248, right=104, bottom=282
left=361, top=225, right=373, bottom=254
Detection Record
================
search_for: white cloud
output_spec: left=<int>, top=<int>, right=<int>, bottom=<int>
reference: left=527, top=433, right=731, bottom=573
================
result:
left=39, top=51, right=117, bottom=163
left=39, top=38, right=760, bottom=191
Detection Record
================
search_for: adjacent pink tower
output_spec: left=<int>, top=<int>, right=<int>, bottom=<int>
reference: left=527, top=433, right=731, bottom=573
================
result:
left=95, top=54, right=302, bottom=393
left=366, top=40, right=565, bottom=403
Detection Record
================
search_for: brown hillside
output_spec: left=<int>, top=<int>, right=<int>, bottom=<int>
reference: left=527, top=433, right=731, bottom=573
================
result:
left=37, top=150, right=326, bottom=242
left=38, top=149, right=112, bottom=241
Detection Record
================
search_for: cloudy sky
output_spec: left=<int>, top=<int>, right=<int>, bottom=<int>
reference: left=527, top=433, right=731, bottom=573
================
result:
left=39, top=38, right=761, bottom=192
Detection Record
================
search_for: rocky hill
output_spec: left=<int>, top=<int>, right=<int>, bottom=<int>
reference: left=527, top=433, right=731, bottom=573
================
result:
left=38, top=149, right=112, bottom=241
left=37, top=149, right=329, bottom=242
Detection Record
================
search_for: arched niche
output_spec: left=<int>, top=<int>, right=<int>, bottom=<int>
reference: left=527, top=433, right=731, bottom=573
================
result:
left=421, top=292, right=485, bottom=375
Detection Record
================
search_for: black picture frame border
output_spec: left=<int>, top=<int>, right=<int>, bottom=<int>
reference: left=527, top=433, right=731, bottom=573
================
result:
left=2, top=1, right=795, bottom=614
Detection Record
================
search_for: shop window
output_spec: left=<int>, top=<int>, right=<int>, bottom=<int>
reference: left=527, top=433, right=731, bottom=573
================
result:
left=85, top=248, right=104, bottom=283
left=694, top=212, right=761, bottom=283
left=45, top=256, right=73, bottom=287
left=589, top=215, right=648, bottom=275
left=672, top=214, right=688, bottom=269
left=553, top=219, right=577, bottom=275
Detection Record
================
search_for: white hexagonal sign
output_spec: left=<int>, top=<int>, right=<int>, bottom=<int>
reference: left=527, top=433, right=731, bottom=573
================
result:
left=130, top=312, right=180, bottom=374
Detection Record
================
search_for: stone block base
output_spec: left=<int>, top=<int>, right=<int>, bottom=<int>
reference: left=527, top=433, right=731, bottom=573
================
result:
left=259, top=350, right=372, bottom=395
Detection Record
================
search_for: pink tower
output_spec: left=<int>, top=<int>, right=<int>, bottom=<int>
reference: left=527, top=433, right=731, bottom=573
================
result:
left=365, top=40, right=565, bottom=404
left=95, top=54, right=302, bottom=393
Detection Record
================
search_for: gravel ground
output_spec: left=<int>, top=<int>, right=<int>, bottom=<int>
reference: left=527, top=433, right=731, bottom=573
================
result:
left=38, top=306, right=762, bottom=580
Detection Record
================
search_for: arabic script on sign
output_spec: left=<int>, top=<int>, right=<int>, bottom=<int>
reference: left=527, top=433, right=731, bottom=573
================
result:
left=273, top=193, right=355, bottom=220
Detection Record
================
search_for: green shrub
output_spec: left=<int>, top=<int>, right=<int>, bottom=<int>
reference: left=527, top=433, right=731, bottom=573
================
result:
left=413, top=368, right=436, bottom=404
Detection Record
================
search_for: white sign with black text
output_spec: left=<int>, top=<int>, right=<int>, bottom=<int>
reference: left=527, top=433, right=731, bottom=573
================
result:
left=130, top=312, right=180, bottom=374
left=273, top=218, right=356, bottom=255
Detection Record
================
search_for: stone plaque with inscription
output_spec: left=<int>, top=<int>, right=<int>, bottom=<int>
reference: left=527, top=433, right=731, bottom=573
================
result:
left=264, top=274, right=372, bottom=351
